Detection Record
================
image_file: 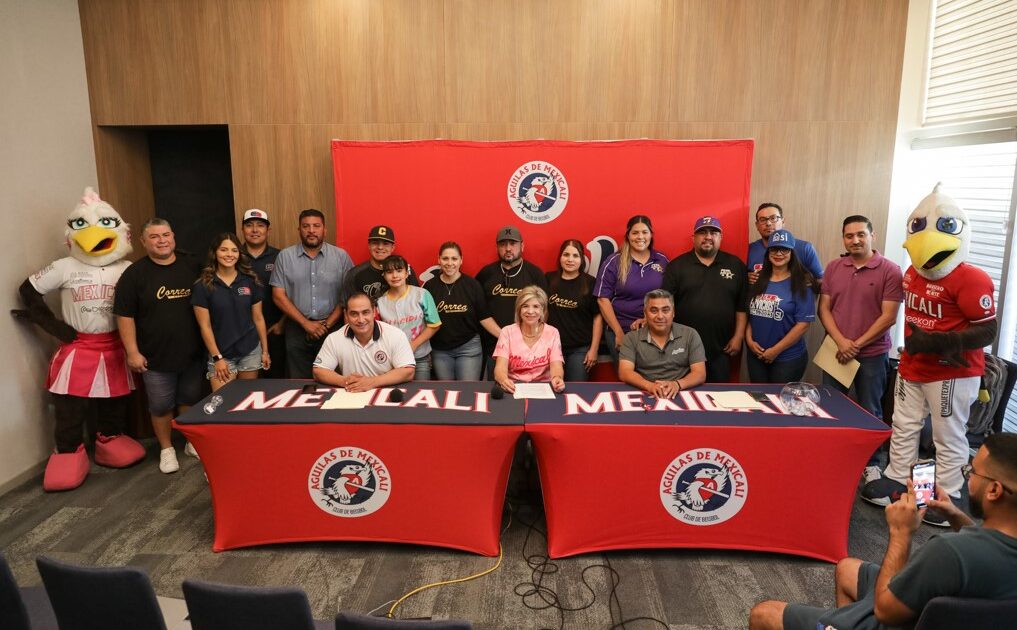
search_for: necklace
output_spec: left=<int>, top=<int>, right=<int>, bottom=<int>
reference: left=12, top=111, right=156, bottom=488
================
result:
left=522, top=324, right=543, bottom=339
left=501, top=263, right=523, bottom=279
left=440, top=273, right=459, bottom=296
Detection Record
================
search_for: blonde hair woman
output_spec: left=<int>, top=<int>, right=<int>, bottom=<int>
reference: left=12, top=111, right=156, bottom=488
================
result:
left=493, top=285, right=565, bottom=394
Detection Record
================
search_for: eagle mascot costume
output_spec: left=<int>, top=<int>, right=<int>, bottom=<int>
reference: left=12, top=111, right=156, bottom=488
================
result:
left=13, top=188, right=144, bottom=491
left=862, top=184, right=997, bottom=520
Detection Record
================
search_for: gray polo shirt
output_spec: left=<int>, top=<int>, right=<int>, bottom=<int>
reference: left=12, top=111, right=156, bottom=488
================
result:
left=619, top=323, right=706, bottom=382
left=270, top=242, right=354, bottom=320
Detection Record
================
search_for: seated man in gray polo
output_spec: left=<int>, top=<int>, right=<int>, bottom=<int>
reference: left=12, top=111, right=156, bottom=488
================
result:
left=618, top=289, right=706, bottom=399
left=312, top=292, right=415, bottom=392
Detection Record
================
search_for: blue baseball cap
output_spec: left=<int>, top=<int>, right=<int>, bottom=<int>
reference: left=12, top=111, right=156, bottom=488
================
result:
left=767, top=229, right=796, bottom=249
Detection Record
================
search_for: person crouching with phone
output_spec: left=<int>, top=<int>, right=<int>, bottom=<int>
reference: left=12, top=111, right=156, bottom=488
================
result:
left=748, top=433, right=1017, bottom=630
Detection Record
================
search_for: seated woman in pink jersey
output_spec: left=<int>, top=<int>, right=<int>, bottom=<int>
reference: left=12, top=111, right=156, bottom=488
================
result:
left=493, top=285, right=566, bottom=394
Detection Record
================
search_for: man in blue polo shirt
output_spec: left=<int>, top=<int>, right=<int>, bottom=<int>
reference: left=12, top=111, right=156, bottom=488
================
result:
left=270, top=208, right=354, bottom=379
left=747, top=203, right=824, bottom=285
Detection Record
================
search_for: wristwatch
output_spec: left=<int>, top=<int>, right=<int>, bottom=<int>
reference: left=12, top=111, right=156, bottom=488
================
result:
left=212, top=354, right=224, bottom=362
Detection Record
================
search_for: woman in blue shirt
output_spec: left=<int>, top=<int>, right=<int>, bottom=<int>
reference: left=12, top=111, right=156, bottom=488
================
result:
left=192, top=233, right=269, bottom=390
left=745, top=230, right=817, bottom=383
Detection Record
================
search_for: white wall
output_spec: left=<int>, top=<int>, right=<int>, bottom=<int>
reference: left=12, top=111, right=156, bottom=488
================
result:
left=0, top=1, right=98, bottom=488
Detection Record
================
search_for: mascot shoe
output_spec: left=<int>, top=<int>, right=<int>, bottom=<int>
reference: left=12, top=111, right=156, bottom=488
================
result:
left=93, top=433, right=145, bottom=468
left=43, top=444, right=89, bottom=492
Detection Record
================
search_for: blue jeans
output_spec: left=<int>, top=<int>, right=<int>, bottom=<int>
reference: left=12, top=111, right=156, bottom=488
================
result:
left=432, top=335, right=483, bottom=381
left=604, top=327, right=622, bottom=363
left=563, top=346, right=591, bottom=382
left=141, top=361, right=204, bottom=416
left=705, top=352, right=731, bottom=383
left=746, top=352, right=808, bottom=384
left=823, top=352, right=889, bottom=466
left=414, top=355, right=431, bottom=381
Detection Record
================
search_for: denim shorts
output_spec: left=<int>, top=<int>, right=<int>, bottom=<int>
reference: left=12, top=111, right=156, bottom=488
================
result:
left=206, top=343, right=263, bottom=379
left=141, top=361, right=204, bottom=416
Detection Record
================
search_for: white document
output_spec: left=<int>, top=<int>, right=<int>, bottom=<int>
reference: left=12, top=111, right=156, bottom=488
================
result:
left=708, top=391, right=768, bottom=410
left=813, top=335, right=860, bottom=389
left=321, top=389, right=375, bottom=409
left=513, top=382, right=556, bottom=399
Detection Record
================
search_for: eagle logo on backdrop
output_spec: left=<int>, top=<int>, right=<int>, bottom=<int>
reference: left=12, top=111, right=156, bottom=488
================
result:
left=309, top=446, right=391, bottom=518
left=660, top=448, right=748, bottom=526
left=507, top=161, right=569, bottom=224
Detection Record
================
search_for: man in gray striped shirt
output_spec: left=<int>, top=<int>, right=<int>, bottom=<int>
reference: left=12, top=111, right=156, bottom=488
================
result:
left=270, top=209, right=354, bottom=378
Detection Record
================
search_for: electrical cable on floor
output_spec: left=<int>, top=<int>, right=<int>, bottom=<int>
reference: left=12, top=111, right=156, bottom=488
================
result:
left=383, top=503, right=513, bottom=620
left=512, top=502, right=669, bottom=629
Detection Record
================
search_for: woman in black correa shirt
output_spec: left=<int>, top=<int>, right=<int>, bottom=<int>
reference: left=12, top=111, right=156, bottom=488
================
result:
left=424, top=241, right=501, bottom=380
left=545, top=239, right=603, bottom=382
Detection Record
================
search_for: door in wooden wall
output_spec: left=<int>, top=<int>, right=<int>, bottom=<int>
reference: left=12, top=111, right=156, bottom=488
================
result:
left=147, top=126, right=235, bottom=258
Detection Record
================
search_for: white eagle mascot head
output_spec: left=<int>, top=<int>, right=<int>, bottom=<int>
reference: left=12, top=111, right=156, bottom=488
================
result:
left=65, top=187, right=132, bottom=267
left=903, top=183, right=969, bottom=282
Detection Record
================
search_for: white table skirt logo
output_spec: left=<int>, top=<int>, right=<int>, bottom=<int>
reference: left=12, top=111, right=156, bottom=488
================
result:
left=309, top=446, right=391, bottom=518
left=660, top=448, right=747, bottom=526
left=507, top=161, right=569, bottom=224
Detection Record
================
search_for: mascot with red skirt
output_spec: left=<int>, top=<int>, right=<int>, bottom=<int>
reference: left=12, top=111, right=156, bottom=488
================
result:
left=13, top=188, right=144, bottom=491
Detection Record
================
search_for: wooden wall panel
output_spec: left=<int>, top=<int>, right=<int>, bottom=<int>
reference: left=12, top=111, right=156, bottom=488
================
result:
left=92, top=127, right=154, bottom=261
left=81, top=0, right=910, bottom=271
left=543, top=0, right=676, bottom=123
left=79, top=0, right=228, bottom=125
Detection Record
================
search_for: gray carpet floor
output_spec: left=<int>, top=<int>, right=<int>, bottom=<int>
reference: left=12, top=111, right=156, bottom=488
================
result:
left=1, top=440, right=941, bottom=630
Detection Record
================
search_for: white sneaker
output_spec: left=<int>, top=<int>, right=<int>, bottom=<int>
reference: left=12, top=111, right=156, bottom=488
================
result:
left=862, top=465, right=882, bottom=485
left=159, top=448, right=179, bottom=474
left=184, top=442, right=200, bottom=460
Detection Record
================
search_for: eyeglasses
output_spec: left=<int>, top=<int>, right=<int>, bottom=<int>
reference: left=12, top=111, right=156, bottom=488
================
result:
left=962, top=464, right=1015, bottom=494
left=756, top=215, right=782, bottom=225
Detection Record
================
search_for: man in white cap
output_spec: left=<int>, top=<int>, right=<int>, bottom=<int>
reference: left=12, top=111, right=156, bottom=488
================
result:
left=240, top=208, right=285, bottom=377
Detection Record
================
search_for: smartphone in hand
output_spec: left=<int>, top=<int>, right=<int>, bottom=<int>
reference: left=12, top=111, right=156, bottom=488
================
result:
left=912, top=460, right=936, bottom=509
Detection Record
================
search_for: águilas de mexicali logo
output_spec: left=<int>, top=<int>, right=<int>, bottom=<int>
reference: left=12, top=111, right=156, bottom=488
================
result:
left=660, top=448, right=748, bottom=526
left=507, top=161, right=569, bottom=224
left=309, top=446, right=391, bottom=518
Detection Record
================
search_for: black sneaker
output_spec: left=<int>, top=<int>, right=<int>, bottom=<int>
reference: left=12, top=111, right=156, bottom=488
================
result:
left=922, top=507, right=950, bottom=528
left=861, top=477, right=907, bottom=507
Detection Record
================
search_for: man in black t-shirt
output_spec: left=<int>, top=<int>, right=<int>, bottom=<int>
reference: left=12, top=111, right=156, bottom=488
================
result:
left=661, top=216, right=747, bottom=382
left=474, top=226, right=548, bottom=377
left=113, top=218, right=203, bottom=475
left=240, top=208, right=285, bottom=378
left=749, top=433, right=1017, bottom=630
left=342, top=225, right=419, bottom=301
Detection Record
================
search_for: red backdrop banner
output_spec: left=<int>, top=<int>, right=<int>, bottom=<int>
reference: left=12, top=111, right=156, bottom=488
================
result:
left=332, top=139, right=754, bottom=279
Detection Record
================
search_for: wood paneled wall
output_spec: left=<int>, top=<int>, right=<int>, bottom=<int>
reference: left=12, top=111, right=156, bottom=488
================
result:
left=79, top=0, right=908, bottom=259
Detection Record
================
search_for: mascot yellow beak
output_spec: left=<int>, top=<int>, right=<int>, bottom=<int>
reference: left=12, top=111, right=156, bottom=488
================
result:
left=904, top=230, right=960, bottom=272
left=72, top=226, right=119, bottom=256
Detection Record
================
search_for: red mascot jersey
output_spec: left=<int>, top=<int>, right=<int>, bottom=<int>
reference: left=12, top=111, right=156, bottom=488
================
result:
left=900, top=263, right=996, bottom=382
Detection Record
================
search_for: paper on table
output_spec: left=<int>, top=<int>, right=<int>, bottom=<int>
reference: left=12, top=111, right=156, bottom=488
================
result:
left=813, top=335, right=860, bottom=389
left=708, top=391, right=768, bottom=409
left=513, top=382, right=556, bottom=399
left=321, top=389, right=375, bottom=409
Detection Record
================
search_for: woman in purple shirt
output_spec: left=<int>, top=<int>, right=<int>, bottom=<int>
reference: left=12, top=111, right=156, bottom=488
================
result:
left=594, top=215, right=669, bottom=360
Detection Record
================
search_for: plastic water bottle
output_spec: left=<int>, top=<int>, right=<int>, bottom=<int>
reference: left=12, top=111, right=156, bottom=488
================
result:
left=202, top=394, right=224, bottom=415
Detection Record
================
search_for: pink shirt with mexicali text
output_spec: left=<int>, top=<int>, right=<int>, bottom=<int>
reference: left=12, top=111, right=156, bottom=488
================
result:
left=493, top=323, right=564, bottom=383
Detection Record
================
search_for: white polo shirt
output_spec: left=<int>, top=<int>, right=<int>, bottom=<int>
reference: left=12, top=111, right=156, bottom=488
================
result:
left=313, top=320, right=415, bottom=376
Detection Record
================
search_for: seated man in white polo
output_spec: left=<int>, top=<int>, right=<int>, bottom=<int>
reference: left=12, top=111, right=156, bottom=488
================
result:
left=618, top=289, right=707, bottom=399
left=312, top=292, right=415, bottom=391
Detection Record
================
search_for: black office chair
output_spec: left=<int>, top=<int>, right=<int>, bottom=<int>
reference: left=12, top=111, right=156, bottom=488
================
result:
left=913, top=595, right=1017, bottom=629
left=1, top=553, right=58, bottom=630
left=182, top=579, right=333, bottom=630
left=335, top=612, right=473, bottom=629
left=36, top=556, right=166, bottom=630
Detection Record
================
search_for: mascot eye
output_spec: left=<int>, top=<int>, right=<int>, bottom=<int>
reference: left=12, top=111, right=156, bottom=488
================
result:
left=97, top=217, right=121, bottom=228
left=908, top=217, right=927, bottom=234
left=936, top=217, right=962, bottom=235
left=68, top=218, right=88, bottom=230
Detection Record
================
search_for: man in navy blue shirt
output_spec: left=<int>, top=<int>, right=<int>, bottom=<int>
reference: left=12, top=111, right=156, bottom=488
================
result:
left=747, top=203, right=823, bottom=285
left=241, top=208, right=285, bottom=377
